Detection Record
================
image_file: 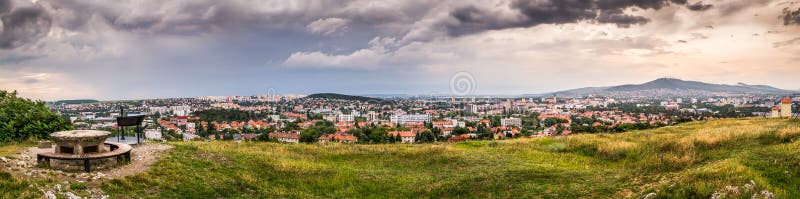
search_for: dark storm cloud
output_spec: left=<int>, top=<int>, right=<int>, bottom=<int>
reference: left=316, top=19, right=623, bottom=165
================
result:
left=41, top=0, right=288, bottom=35
left=0, top=0, right=10, bottom=14
left=784, top=7, right=800, bottom=25
left=0, top=0, right=52, bottom=49
left=686, top=1, right=713, bottom=11
left=716, top=0, right=769, bottom=16
left=444, top=0, right=689, bottom=36
left=596, top=10, right=650, bottom=28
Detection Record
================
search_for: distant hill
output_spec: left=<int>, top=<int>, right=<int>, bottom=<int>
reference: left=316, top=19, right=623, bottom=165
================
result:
left=530, top=78, right=794, bottom=97
left=532, top=86, right=611, bottom=98
left=52, top=99, right=99, bottom=105
left=305, top=93, right=383, bottom=102
left=607, top=78, right=791, bottom=93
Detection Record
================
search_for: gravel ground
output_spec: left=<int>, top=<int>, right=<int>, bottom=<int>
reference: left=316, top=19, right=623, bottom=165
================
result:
left=1, top=142, right=173, bottom=199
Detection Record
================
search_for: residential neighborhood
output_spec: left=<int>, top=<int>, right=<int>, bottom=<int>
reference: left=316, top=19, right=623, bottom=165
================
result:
left=49, top=93, right=798, bottom=144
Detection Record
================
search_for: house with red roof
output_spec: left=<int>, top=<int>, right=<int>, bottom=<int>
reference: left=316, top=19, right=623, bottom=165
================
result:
left=388, top=131, right=416, bottom=143
left=318, top=133, right=357, bottom=143
left=269, top=131, right=301, bottom=143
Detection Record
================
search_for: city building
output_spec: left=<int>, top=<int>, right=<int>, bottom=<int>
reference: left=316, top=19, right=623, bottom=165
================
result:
left=388, top=131, right=416, bottom=143
left=171, top=105, right=192, bottom=116
left=771, top=106, right=781, bottom=118
left=781, top=98, right=792, bottom=118
left=500, top=117, right=522, bottom=127
left=337, top=114, right=355, bottom=122
left=269, top=131, right=301, bottom=143
left=390, top=113, right=431, bottom=124
left=318, top=133, right=358, bottom=143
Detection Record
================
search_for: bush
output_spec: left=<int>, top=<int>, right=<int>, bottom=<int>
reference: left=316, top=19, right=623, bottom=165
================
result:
left=0, top=90, right=72, bottom=142
left=70, top=182, right=88, bottom=191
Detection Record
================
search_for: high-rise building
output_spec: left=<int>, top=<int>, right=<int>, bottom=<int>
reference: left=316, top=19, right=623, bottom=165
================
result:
left=465, top=104, right=478, bottom=114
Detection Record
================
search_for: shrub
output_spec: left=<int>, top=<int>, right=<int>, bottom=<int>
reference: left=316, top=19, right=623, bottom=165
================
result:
left=0, top=90, right=72, bottom=142
left=70, top=182, right=88, bottom=191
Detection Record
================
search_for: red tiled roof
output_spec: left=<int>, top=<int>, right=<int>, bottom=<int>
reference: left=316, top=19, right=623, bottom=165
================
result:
left=782, top=98, right=792, bottom=104
left=318, top=133, right=357, bottom=141
left=388, top=131, right=416, bottom=137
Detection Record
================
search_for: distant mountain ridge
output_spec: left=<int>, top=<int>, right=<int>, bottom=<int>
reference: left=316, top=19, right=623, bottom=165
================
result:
left=52, top=99, right=99, bottom=105
left=305, top=93, right=383, bottom=102
left=532, top=78, right=794, bottom=97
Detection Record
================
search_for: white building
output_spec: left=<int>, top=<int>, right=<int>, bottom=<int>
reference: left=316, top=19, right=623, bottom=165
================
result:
left=149, top=106, right=169, bottom=115
left=171, top=105, right=192, bottom=116
left=338, top=114, right=355, bottom=122
left=390, top=113, right=431, bottom=124
left=501, top=117, right=522, bottom=127
left=466, top=104, right=478, bottom=114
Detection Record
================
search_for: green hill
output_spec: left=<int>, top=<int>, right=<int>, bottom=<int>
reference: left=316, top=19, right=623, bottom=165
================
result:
left=2, top=118, right=800, bottom=198
left=52, top=99, right=99, bottom=105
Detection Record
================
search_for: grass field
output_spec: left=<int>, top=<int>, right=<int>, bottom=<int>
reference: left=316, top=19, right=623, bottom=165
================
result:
left=2, top=118, right=800, bottom=198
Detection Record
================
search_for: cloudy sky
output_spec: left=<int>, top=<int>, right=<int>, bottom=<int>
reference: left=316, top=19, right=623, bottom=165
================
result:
left=1, top=0, right=800, bottom=100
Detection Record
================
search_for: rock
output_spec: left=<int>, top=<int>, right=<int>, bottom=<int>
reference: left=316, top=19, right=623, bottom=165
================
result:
left=44, top=190, right=57, bottom=199
left=92, top=172, right=107, bottom=180
left=77, top=173, right=89, bottom=179
left=642, top=192, right=657, bottom=199
left=16, top=160, right=27, bottom=167
left=711, top=192, right=725, bottom=199
left=0, top=157, right=9, bottom=163
left=65, top=192, right=82, bottom=199
left=19, top=153, right=30, bottom=160
left=724, top=185, right=739, bottom=194
left=753, top=190, right=775, bottom=199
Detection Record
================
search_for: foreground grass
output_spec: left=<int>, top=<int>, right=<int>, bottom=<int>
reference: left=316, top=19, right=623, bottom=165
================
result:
left=0, top=142, right=54, bottom=199
left=2, top=118, right=799, bottom=198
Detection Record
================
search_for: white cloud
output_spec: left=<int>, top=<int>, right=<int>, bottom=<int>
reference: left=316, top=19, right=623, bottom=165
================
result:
left=306, top=18, right=350, bottom=36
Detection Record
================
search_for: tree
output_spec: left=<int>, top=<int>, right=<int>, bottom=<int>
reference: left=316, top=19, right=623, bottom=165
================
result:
left=0, top=90, right=72, bottom=142
left=300, top=128, right=318, bottom=143
left=452, top=127, right=470, bottom=135
left=415, top=130, right=436, bottom=143
left=257, top=132, right=272, bottom=141
left=208, top=122, right=217, bottom=134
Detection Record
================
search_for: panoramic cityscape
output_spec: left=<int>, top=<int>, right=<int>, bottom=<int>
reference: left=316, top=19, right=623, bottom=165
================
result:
left=2, top=0, right=800, bottom=198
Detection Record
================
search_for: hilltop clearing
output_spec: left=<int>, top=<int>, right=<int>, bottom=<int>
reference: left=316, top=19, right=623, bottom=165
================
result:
left=1, top=118, right=798, bottom=198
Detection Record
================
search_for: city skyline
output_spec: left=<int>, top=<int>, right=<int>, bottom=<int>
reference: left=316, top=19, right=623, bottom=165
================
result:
left=2, top=0, right=800, bottom=100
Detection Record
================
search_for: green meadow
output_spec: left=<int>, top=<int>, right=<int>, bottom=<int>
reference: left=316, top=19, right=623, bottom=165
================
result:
left=2, top=118, right=800, bottom=198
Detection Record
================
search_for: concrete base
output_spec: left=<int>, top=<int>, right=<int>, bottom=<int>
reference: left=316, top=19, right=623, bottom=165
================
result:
left=50, top=158, right=119, bottom=172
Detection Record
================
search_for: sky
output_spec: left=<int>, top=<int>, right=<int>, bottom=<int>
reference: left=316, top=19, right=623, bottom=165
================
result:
left=1, top=0, right=800, bottom=100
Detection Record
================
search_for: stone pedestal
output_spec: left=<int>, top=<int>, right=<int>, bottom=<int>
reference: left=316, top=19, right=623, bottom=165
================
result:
left=51, top=130, right=111, bottom=155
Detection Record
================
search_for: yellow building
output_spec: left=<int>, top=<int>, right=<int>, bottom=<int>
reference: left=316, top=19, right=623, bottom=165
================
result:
left=771, top=106, right=781, bottom=118
left=781, top=98, right=793, bottom=118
